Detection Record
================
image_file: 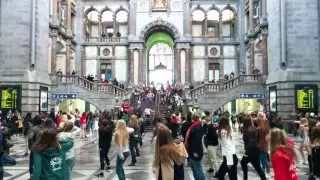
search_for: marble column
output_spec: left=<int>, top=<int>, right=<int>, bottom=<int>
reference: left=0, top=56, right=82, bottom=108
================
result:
left=249, top=42, right=255, bottom=74
left=249, top=0, right=254, bottom=29
left=98, top=15, right=102, bottom=37
left=66, top=40, right=71, bottom=75
left=129, top=50, right=134, bottom=83
left=81, top=47, right=86, bottom=76
left=66, top=0, right=72, bottom=35
left=51, top=35, right=57, bottom=74
left=128, top=1, right=136, bottom=38
left=113, top=16, right=117, bottom=35
left=204, top=15, right=208, bottom=37
left=185, top=49, right=191, bottom=83
left=262, top=33, right=268, bottom=75
left=184, top=0, right=191, bottom=36
left=238, top=0, right=246, bottom=73
left=219, top=14, right=222, bottom=37
left=138, top=49, right=144, bottom=84
left=176, top=49, right=181, bottom=84
left=52, top=0, right=58, bottom=25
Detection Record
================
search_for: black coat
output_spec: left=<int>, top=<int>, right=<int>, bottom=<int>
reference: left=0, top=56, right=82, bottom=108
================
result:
left=187, top=123, right=204, bottom=161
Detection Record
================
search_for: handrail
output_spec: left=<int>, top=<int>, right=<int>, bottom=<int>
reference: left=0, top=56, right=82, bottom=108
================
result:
left=85, top=37, right=128, bottom=43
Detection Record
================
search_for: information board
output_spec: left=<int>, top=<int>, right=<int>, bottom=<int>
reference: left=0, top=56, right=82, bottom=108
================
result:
left=295, top=84, right=318, bottom=111
left=1, top=89, right=18, bottom=109
left=39, top=86, right=48, bottom=112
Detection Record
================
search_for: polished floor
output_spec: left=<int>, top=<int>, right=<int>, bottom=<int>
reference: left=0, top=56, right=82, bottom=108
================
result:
left=4, top=128, right=310, bottom=180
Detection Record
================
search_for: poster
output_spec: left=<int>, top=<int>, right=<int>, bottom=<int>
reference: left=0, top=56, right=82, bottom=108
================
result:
left=269, top=86, right=277, bottom=112
left=39, top=86, right=48, bottom=112
left=295, top=84, right=318, bottom=111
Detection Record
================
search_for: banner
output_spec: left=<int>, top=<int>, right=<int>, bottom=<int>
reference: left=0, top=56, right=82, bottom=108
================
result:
left=39, top=86, right=48, bottom=112
left=269, top=86, right=277, bottom=112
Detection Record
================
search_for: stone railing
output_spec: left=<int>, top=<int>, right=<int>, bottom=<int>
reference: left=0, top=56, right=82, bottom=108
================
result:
left=192, top=36, right=238, bottom=42
left=50, top=75, right=126, bottom=96
left=85, top=37, right=128, bottom=43
left=189, top=74, right=264, bottom=100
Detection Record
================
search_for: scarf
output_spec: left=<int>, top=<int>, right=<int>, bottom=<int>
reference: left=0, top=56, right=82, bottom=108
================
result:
left=184, top=120, right=201, bottom=149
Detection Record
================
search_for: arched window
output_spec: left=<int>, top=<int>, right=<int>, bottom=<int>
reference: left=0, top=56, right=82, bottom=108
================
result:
left=221, top=9, right=235, bottom=38
left=207, top=10, right=220, bottom=37
left=116, top=10, right=128, bottom=37
left=101, top=10, right=114, bottom=36
left=85, top=10, right=99, bottom=37
left=192, top=10, right=205, bottom=36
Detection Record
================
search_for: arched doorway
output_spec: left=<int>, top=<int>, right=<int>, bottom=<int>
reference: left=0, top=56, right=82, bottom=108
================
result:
left=146, top=33, right=174, bottom=86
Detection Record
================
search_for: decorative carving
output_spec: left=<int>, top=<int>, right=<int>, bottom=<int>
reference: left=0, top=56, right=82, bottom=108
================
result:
left=139, top=20, right=181, bottom=40
left=137, top=0, right=149, bottom=12
left=102, top=48, right=111, bottom=56
left=152, top=0, right=168, bottom=11
left=171, top=0, right=182, bottom=11
left=210, top=47, right=218, bottom=56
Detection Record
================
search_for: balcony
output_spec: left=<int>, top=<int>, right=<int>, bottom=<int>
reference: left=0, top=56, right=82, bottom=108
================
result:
left=192, top=36, right=239, bottom=44
left=83, top=37, right=129, bottom=45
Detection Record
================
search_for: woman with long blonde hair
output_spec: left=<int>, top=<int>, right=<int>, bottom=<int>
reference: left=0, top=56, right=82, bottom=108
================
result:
left=153, top=124, right=188, bottom=180
left=270, top=128, right=298, bottom=180
left=257, top=112, right=270, bottom=178
left=115, top=120, right=134, bottom=180
left=128, top=115, right=140, bottom=166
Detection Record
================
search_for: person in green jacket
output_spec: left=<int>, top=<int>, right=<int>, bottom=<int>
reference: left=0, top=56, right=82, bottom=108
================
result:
left=31, top=128, right=73, bottom=180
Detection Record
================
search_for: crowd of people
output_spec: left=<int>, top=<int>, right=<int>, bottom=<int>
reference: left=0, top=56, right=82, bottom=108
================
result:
left=1, top=106, right=320, bottom=180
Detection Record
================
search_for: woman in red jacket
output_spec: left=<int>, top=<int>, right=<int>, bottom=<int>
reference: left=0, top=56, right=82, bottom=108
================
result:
left=270, top=128, right=298, bottom=180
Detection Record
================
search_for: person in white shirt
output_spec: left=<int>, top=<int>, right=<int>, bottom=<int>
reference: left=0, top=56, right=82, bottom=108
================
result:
left=216, top=116, right=238, bottom=180
left=58, top=121, right=81, bottom=180
left=115, top=120, right=134, bottom=180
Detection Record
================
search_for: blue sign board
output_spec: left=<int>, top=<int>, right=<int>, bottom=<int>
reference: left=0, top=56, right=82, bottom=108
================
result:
left=239, top=93, right=265, bottom=99
left=52, top=94, right=77, bottom=100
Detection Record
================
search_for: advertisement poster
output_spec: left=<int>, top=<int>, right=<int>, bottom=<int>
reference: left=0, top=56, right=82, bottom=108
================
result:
left=39, top=86, right=48, bottom=112
left=269, top=86, right=277, bottom=112
left=0, top=85, right=22, bottom=111
left=295, top=84, right=318, bottom=112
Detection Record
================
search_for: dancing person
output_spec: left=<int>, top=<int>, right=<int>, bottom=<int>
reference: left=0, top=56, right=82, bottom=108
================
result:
left=128, top=115, right=140, bottom=166
left=240, top=115, right=266, bottom=180
left=185, top=113, right=206, bottom=180
left=32, top=128, right=74, bottom=180
left=216, top=116, right=238, bottom=180
left=80, top=112, right=87, bottom=138
left=270, top=128, right=298, bottom=180
left=152, top=124, right=188, bottom=180
left=95, top=119, right=115, bottom=177
left=58, top=121, right=80, bottom=180
left=257, top=113, right=271, bottom=178
left=115, top=120, right=134, bottom=180
left=299, top=118, right=310, bottom=165
left=310, top=126, right=320, bottom=180
left=204, top=118, right=219, bottom=176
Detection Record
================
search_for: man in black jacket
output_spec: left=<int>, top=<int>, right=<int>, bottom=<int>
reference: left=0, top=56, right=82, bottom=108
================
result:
left=205, top=119, right=219, bottom=174
left=186, top=113, right=205, bottom=180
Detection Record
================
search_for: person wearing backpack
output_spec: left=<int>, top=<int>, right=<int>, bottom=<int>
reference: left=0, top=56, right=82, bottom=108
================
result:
left=32, top=128, right=73, bottom=180
left=27, top=116, right=42, bottom=179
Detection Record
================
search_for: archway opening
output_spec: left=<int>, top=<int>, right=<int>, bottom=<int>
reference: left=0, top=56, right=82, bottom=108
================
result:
left=56, top=98, right=99, bottom=113
left=146, top=33, right=174, bottom=87
left=220, top=99, right=264, bottom=114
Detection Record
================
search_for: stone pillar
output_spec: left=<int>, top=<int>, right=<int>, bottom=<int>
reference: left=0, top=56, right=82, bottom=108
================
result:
left=66, top=40, right=71, bottom=75
left=219, top=60, right=224, bottom=80
left=262, top=0, right=267, bottom=16
left=128, top=1, right=136, bottom=38
left=262, top=33, right=268, bottom=75
left=176, top=49, right=181, bottom=84
left=81, top=47, right=86, bottom=76
left=113, top=15, right=117, bottom=36
left=66, top=0, right=72, bottom=35
left=52, top=0, right=58, bottom=25
left=219, top=14, right=222, bottom=37
left=249, top=42, right=254, bottom=74
left=129, top=50, right=134, bottom=83
left=249, top=0, right=254, bottom=29
left=138, top=49, right=144, bottom=84
left=185, top=49, right=191, bottom=83
left=184, top=0, right=191, bottom=36
left=204, top=15, right=208, bottom=37
left=238, top=0, right=246, bottom=73
left=51, top=35, right=57, bottom=74
left=98, top=15, right=102, bottom=37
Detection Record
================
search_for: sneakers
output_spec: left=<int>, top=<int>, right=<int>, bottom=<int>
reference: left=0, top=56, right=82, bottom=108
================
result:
left=105, top=166, right=111, bottom=170
left=95, top=173, right=104, bottom=177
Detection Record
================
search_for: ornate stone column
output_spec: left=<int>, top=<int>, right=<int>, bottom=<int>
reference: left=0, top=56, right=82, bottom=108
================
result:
left=185, top=49, right=191, bottom=83
left=238, top=0, right=246, bottom=73
left=262, top=33, right=268, bottom=75
left=66, top=0, right=72, bottom=35
left=138, top=49, right=144, bottom=84
left=113, top=15, right=117, bottom=35
left=219, top=14, right=222, bottom=37
left=129, top=49, right=134, bottom=83
left=51, top=34, right=57, bottom=74
left=175, top=49, right=181, bottom=84
left=249, top=0, right=254, bottom=29
left=66, top=40, right=71, bottom=75
left=52, top=0, right=58, bottom=25
left=184, top=0, right=191, bottom=36
left=128, top=1, right=136, bottom=38
left=81, top=47, right=86, bottom=76
left=249, top=41, right=255, bottom=74
left=98, top=15, right=102, bottom=37
left=204, top=15, right=208, bottom=37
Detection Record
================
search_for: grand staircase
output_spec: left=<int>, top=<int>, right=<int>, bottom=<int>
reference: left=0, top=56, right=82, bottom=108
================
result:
left=50, top=75, right=128, bottom=110
left=189, top=74, right=265, bottom=111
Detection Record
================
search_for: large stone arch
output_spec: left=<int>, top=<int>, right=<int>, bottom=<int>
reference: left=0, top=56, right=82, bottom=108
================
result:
left=139, top=20, right=181, bottom=41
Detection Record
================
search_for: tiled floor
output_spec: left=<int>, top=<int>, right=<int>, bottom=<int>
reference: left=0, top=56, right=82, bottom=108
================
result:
left=4, top=128, right=310, bottom=180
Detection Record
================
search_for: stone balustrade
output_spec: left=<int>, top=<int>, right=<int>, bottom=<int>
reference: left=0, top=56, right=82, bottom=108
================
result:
left=85, top=37, right=128, bottom=43
left=189, top=74, right=264, bottom=100
left=50, top=75, right=126, bottom=96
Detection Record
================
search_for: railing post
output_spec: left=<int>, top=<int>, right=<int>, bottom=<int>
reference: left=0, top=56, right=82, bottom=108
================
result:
left=219, top=79, right=225, bottom=91
left=239, top=75, right=244, bottom=84
left=93, top=82, right=98, bottom=91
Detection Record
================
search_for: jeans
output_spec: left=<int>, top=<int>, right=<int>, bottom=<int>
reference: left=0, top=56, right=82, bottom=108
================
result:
left=99, top=144, right=111, bottom=170
left=189, top=158, right=206, bottom=180
left=260, top=152, right=270, bottom=173
left=207, top=145, right=219, bottom=171
left=29, top=152, right=33, bottom=174
left=65, top=157, right=75, bottom=180
left=3, top=155, right=16, bottom=166
left=129, top=137, right=139, bottom=163
left=241, top=151, right=266, bottom=180
left=116, top=151, right=129, bottom=180
left=0, top=156, right=3, bottom=180
left=217, top=154, right=238, bottom=180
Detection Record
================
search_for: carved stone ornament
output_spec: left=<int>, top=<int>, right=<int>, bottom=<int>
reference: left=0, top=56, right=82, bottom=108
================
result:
left=210, top=47, right=218, bottom=56
left=102, top=48, right=111, bottom=56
